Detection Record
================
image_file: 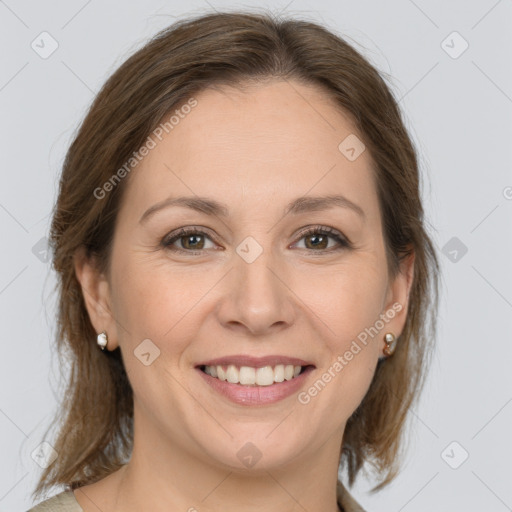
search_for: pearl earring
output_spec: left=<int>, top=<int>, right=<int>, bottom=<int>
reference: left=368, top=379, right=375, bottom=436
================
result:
left=383, top=332, right=397, bottom=357
left=97, top=331, right=108, bottom=351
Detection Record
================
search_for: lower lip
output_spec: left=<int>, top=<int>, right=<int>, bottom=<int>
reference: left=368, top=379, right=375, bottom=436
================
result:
left=196, top=366, right=315, bottom=406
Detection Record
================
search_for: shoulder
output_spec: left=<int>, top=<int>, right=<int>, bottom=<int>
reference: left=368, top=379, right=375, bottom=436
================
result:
left=27, top=490, right=83, bottom=512
left=337, top=480, right=366, bottom=512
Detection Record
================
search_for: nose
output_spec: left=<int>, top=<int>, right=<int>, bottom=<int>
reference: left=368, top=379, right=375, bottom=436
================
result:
left=215, top=245, right=296, bottom=337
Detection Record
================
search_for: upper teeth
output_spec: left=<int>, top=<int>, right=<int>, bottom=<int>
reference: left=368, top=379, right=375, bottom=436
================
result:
left=204, top=364, right=302, bottom=386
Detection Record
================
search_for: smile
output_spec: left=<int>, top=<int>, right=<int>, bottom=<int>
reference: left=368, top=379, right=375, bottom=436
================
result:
left=195, top=356, right=316, bottom=406
left=200, top=363, right=307, bottom=386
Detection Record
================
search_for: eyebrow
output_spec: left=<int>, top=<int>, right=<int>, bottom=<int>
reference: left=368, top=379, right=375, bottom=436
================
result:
left=139, top=194, right=365, bottom=224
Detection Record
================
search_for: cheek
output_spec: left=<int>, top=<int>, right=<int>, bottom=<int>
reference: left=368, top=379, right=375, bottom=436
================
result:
left=109, top=263, right=195, bottom=406
left=296, top=273, right=383, bottom=423
left=110, top=251, right=219, bottom=360
left=109, top=251, right=183, bottom=340
left=294, top=264, right=385, bottom=401
left=293, top=263, right=387, bottom=349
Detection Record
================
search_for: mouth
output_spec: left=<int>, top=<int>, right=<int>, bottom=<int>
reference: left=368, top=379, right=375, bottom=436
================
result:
left=194, top=356, right=316, bottom=406
left=197, top=363, right=315, bottom=386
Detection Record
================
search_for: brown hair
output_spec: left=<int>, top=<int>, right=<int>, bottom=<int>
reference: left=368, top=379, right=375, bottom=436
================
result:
left=33, top=8, right=440, bottom=501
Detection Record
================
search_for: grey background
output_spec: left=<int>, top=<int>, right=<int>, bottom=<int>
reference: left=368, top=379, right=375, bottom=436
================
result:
left=1, top=1, right=511, bottom=511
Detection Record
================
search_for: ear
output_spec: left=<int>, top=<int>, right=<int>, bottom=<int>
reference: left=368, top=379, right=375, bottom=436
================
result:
left=381, top=248, right=415, bottom=356
left=73, top=247, right=119, bottom=351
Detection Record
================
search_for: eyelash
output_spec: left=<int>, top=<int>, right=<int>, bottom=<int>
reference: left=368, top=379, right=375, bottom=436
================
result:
left=161, top=225, right=352, bottom=255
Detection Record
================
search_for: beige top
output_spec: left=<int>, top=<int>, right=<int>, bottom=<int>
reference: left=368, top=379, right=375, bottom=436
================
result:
left=28, top=480, right=365, bottom=512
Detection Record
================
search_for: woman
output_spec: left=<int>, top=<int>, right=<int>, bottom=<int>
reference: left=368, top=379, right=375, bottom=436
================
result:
left=28, top=9, right=440, bottom=512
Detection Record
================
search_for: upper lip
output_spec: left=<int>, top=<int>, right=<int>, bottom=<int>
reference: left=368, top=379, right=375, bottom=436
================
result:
left=196, top=355, right=315, bottom=368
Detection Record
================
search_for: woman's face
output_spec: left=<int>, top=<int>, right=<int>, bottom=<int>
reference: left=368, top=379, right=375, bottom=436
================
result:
left=79, top=79, right=412, bottom=473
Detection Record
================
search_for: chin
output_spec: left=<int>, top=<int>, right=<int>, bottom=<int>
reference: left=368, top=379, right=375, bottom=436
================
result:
left=193, top=428, right=309, bottom=473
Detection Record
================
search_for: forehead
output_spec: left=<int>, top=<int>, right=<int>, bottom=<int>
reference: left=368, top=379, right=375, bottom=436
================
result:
left=120, top=79, right=379, bottom=222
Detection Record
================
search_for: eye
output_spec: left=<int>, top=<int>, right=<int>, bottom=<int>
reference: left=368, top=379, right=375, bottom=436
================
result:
left=162, top=227, right=217, bottom=253
left=291, top=225, right=352, bottom=252
left=161, top=225, right=352, bottom=255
